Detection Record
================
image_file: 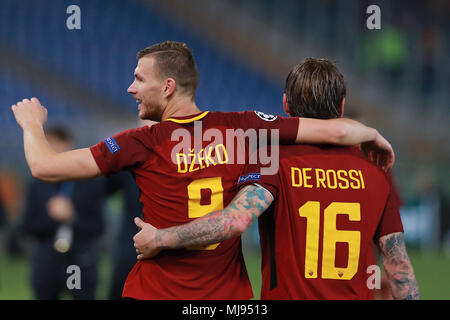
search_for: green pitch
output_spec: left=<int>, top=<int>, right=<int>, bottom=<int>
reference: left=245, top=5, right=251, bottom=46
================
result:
left=0, top=248, right=449, bottom=300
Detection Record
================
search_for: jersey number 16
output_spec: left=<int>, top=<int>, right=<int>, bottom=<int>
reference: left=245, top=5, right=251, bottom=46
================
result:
left=299, top=201, right=361, bottom=280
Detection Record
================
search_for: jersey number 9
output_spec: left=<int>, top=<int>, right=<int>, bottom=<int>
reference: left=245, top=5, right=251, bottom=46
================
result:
left=187, top=177, right=223, bottom=250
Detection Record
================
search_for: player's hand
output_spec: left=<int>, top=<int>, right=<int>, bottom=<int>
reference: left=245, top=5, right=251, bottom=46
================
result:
left=360, top=131, right=395, bottom=171
left=46, top=195, right=75, bottom=223
left=133, top=217, right=161, bottom=260
left=11, top=97, right=48, bottom=130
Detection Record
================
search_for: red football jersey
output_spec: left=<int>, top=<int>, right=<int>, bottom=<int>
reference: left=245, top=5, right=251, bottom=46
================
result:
left=90, top=110, right=298, bottom=299
left=240, top=144, right=403, bottom=300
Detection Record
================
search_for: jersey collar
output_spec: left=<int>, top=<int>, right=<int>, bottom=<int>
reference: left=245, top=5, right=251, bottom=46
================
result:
left=166, top=111, right=209, bottom=124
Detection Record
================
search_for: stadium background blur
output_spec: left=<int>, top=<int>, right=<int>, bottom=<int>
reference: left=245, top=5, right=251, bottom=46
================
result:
left=0, top=0, right=449, bottom=299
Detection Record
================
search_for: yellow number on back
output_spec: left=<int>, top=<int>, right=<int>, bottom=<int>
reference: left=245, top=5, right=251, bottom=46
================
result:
left=299, top=201, right=320, bottom=279
left=299, top=201, right=361, bottom=280
left=322, top=202, right=360, bottom=280
left=187, top=177, right=223, bottom=250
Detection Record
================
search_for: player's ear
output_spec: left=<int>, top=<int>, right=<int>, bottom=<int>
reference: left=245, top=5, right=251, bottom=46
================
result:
left=164, top=78, right=176, bottom=98
left=339, top=97, right=345, bottom=117
left=283, top=93, right=291, bottom=116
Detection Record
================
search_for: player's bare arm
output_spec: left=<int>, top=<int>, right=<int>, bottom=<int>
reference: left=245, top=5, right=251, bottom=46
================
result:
left=376, top=232, right=420, bottom=300
left=297, top=117, right=394, bottom=170
left=11, top=98, right=101, bottom=182
left=133, top=184, right=273, bottom=260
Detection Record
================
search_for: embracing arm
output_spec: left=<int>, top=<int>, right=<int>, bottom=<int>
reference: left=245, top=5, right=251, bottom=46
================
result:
left=296, top=117, right=379, bottom=145
left=12, top=98, right=101, bottom=182
left=133, top=184, right=274, bottom=259
left=297, top=117, right=394, bottom=170
left=158, top=184, right=272, bottom=248
left=376, top=232, right=420, bottom=300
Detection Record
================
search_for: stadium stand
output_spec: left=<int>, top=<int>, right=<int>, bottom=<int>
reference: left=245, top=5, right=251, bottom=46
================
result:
left=0, top=0, right=284, bottom=114
left=0, top=0, right=291, bottom=170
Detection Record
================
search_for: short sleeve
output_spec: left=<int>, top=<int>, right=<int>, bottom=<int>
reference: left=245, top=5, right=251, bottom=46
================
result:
left=375, top=174, right=404, bottom=238
left=237, top=161, right=281, bottom=199
left=240, top=111, right=299, bottom=144
left=90, top=126, right=154, bottom=176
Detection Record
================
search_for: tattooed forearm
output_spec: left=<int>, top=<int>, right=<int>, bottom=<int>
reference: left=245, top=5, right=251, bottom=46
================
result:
left=156, top=184, right=274, bottom=249
left=377, top=232, right=420, bottom=300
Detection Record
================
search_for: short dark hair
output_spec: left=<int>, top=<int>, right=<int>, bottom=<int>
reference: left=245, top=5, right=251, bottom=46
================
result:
left=137, top=41, right=199, bottom=98
left=284, top=58, right=346, bottom=119
left=45, top=125, right=73, bottom=142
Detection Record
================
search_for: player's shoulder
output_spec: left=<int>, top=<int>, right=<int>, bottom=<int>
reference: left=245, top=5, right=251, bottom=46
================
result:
left=207, top=110, right=282, bottom=122
left=337, top=146, right=394, bottom=185
left=278, top=143, right=343, bottom=156
left=204, top=110, right=246, bottom=122
left=109, top=124, right=164, bottom=149
left=140, top=120, right=179, bottom=136
left=345, top=147, right=391, bottom=174
left=280, top=145, right=390, bottom=176
left=116, top=124, right=152, bottom=137
left=280, top=144, right=362, bottom=160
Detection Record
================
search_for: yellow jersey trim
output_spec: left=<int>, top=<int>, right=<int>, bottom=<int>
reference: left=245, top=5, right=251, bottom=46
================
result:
left=166, top=111, right=209, bottom=124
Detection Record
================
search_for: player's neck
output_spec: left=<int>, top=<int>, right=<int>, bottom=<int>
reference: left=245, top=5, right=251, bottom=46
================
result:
left=161, top=96, right=202, bottom=121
